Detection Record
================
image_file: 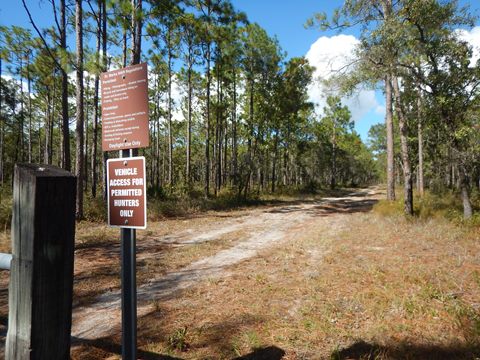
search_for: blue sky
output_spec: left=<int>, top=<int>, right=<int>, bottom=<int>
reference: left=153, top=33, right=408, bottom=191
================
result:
left=1, top=0, right=479, bottom=142
left=231, top=1, right=342, bottom=58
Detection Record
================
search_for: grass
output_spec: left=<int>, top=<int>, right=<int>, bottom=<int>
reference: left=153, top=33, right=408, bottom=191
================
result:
left=1, top=186, right=479, bottom=358
left=67, top=195, right=480, bottom=359
left=69, top=214, right=249, bottom=311
left=161, top=211, right=477, bottom=358
left=167, top=326, right=189, bottom=351
left=373, top=188, right=480, bottom=225
left=146, top=188, right=264, bottom=220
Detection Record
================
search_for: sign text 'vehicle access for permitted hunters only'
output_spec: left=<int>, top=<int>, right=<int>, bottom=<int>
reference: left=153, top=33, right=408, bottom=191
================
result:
left=107, top=157, right=147, bottom=229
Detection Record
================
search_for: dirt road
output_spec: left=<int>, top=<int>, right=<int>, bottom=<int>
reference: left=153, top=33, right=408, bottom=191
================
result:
left=71, top=187, right=380, bottom=341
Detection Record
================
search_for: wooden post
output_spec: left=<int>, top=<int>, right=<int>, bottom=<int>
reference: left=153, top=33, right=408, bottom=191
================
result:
left=6, top=164, right=76, bottom=360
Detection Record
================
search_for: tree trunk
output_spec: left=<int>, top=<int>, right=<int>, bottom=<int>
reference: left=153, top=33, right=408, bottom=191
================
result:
left=458, top=163, right=473, bottom=219
left=223, top=95, right=228, bottom=187
left=215, top=61, right=222, bottom=195
left=92, top=69, right=99, bottom=197
left=155, top=75, right=160, bottom=188
left=60, top=0, right=71, bottom=171
left=19, top=58, right=25, bottom=162
left=167, top=31, right=173, bottom=187
left=50, top=82, right=55, bottom=164
left=123, top=26, right=127, bottom=68
left=330, top=120, right=336, bottom=190
left=27, top=55, right=33, bottom=163
left=75, top=0, right=85, bottom=219
left=417, top=94, right=424, bottom=197
left=271, top=131, right=278, bottom=193
left=44, top=94, right=49, bottom=165
left=205, top=36, right=211, bottom=198
left=232, top=67, right=238, bottom=184
left=84, top=75, right=89, bottom=191
left=45, top=90, right=52, bottom=165
left=392, top=76, right=413, bottom=216
left=385, top=75, right=396, bottom=200
left=131, top=0, right=142, bottom=65
left=13, top=91, right=20, bottom=167
left=0, top=56, right=3, bottom=185
left=91, top=4, right=101, bottom=198
left=101, top=0, right=109, bottom=201
left=283, top=135, right=288, bottom=186
left=186, top=47, right=192, bottom=186
left=247, top=77, right=254, bottom=195
left=162, top=129, right=167, bottom=184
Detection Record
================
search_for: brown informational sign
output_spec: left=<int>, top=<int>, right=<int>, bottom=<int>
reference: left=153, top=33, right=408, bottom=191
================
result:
left=101, top=63, right=149, bottom=151
left=107, top=156, right=147, bottom=229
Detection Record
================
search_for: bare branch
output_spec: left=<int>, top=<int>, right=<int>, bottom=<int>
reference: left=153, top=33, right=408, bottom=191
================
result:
left=21, top=0, right=62, bottom=70
left=86, top=0, right=101, bottom=28
left=50, top=0, right=62, bottom=37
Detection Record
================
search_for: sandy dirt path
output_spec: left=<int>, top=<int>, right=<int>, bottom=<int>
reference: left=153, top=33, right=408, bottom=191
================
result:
left=71, top=187, right=381, bottom=341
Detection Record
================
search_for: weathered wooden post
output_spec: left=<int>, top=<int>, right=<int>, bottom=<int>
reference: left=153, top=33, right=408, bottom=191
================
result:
left=6, top=164, right=76, bottom=360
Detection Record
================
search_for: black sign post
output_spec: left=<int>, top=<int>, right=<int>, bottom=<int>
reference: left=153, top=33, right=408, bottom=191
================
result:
left=121, top=148, right=137, bottom=360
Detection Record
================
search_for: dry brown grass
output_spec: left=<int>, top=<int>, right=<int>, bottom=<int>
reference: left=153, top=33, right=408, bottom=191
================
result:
left=1, top=189, right=480, bottom=359
left=128, top=213, right=480, bottom=359
left=72, top=215, right=252, bottom=308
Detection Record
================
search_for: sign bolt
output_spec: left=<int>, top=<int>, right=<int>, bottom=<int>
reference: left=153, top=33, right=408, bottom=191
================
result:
left=124, top=219, right=129, bottom=225
left=124, top=161, right=128, bottom=166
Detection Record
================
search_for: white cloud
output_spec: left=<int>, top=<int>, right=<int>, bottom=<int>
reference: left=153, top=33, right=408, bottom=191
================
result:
left=171, top=74, right=185, bottom=122
left=456, top=26, right=480, bottom=66
left=343, top=89, right=378, bottom=123
left=375, top=105, right=386, bottom=116
left=305, top=34, right=359, bottom=80
left=1, top=74, right=29, bottom=94
left=305, top=34, right=381, bottom=123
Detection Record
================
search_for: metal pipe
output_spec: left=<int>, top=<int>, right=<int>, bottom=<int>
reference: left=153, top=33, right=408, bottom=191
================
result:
left=120, top=148, right=137, bottom=360
left=0, top=253, right=12, bottom=270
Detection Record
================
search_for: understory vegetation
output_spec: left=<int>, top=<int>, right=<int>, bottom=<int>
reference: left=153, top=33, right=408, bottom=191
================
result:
left=374, top=189, right=480, bottom=225
left=63, top=193, right=480, bottom=359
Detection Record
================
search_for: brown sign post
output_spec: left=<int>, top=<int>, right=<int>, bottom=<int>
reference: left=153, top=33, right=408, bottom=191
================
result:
left=101, top=63, right=149, bottom=151
left=107, top=157, right=147, bottom=229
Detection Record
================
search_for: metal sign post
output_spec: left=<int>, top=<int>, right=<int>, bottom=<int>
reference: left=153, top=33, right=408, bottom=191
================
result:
left=121, top=225, right=136, bottom=360
left=121, top=148, right=137, bottom=360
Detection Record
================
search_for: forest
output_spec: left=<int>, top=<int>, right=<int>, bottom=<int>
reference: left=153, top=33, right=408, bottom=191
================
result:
left=1, top=1, right=480, bottom=359
left=0, top=0, right=479, bottom=222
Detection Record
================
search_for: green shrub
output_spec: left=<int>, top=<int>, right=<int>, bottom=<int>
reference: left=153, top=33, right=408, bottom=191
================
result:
left=167, top=327, right=188, bottom=351
left=83, top=193, right=107, bottom=222
left=0, top=189, right=12, bottom=231
left=373, top=197, right=403, bottom=217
